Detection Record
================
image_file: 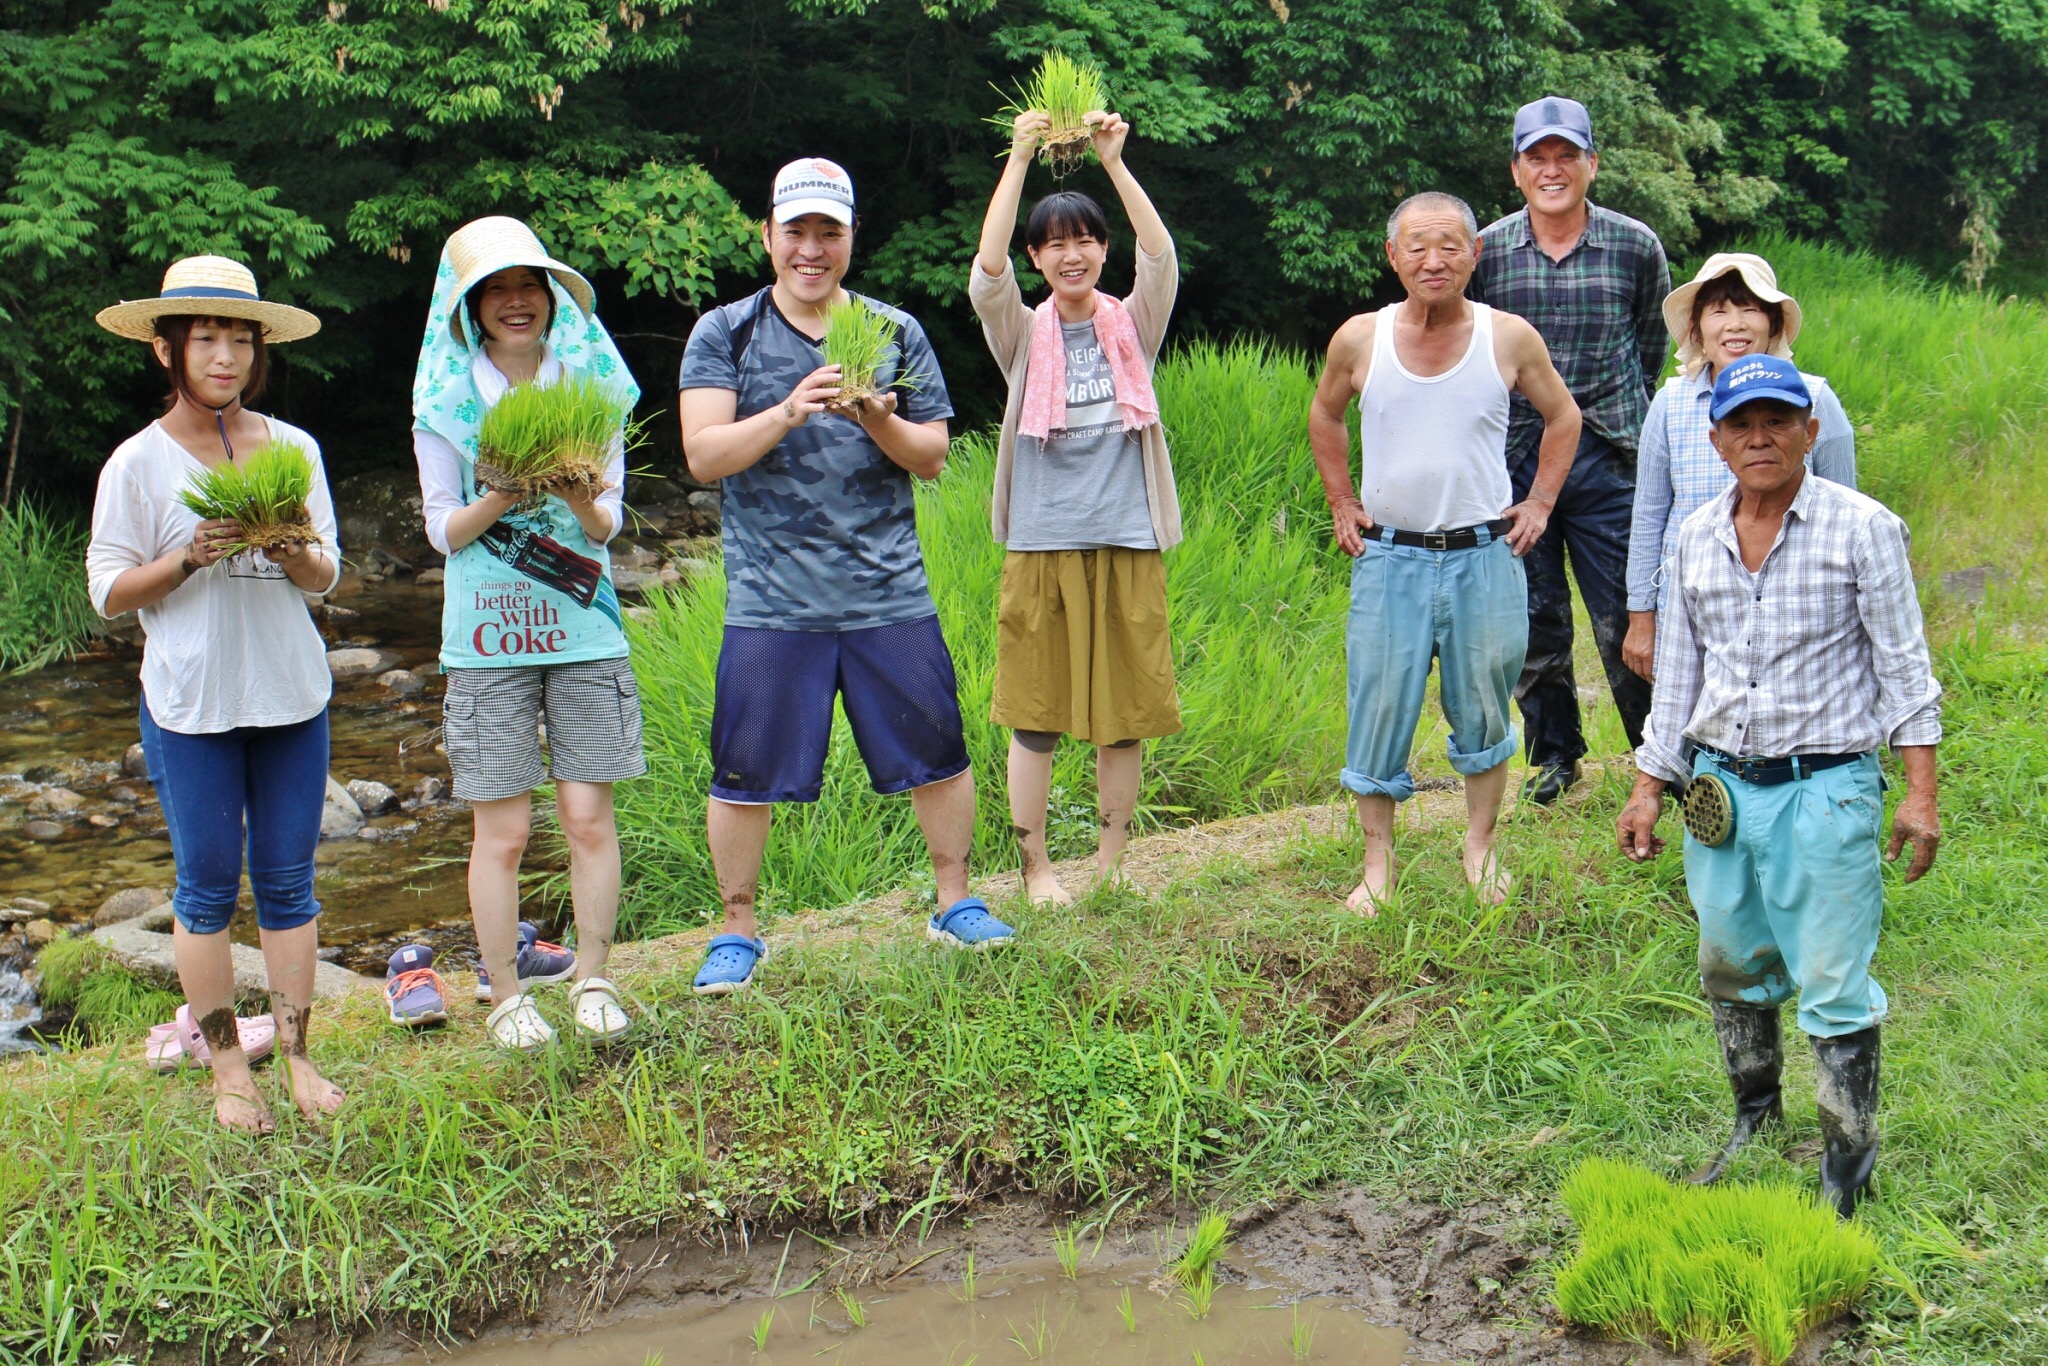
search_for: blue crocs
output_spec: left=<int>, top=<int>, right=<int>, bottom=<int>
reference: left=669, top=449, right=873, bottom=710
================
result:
left=693, top=934, right=769, bottom=996
left=926, top=897, right=1016, bottom=951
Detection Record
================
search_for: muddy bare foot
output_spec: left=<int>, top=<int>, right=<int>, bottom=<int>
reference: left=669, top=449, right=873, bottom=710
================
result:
left=1345, top=853, right=1395, bottom=917
left=1023, top=870, right=1074, bottom=905
left=283, top=1058, right=346, bottom=1121
left=213, top=1080, right=276, bottom=1135
left=1462, top=833, right=1511, bottom=906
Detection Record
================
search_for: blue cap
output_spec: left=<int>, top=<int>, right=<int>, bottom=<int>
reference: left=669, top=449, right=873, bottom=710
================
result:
left=1513, top=96, right=1594, bottom=154
left=1710, top=355, right=1813, bottom=421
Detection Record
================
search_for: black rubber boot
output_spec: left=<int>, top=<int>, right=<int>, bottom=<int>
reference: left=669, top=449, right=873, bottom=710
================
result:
left=1521, top=760, right=1582, bottom=807
left=1687, top=1002, right=1783, bottom=1185
left=1812, top=1026, right=1881, bottom=1219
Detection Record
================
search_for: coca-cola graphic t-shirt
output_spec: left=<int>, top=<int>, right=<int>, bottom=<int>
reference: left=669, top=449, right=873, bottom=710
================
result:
left=415, top=350, right=630, bottom=670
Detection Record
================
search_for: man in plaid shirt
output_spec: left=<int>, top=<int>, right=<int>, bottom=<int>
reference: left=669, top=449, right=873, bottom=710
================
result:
left=1470, top=95, right=1670, bottom=804
left=1616, top=356, right=1942, bottom=1219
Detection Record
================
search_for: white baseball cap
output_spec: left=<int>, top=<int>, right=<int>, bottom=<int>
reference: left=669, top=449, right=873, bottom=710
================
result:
left=771, top=158, right=855, bottom=225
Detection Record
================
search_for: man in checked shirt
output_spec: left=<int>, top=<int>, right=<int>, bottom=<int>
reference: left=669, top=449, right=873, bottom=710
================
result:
left=1617, top=355, right=1943, bottom=1219
left=1471, top=96, right=1670, bottom=806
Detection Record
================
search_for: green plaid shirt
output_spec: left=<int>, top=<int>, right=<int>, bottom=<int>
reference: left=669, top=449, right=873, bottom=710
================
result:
left=1470, top=203, right=1671, bottom=456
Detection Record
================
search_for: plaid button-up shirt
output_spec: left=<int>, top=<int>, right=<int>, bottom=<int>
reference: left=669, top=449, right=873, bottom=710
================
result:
left=1470, top=203, right=1671, bottom=455
left=1636, top=473, right=1943, bottom=784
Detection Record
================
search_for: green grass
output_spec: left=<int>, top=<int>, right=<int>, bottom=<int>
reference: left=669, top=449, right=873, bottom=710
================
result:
left=0, top=499, right=98, bottom=672
left=0, top=241, right=2043, bottom=1364
left=616, top=340, right=1339, bottom=936
left=992, top=52, right=1107, bottom=173
left=33, top=935, right=186, bottom=1044
left=1553, top=1158, right=1881, bottom=1363
left=474, top=371, right=637, bottom=499
left=175, top=439, right=316, bottom=554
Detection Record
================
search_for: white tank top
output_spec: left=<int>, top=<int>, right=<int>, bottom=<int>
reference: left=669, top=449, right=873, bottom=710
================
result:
left=1356, top=301, right=1513, bottom=532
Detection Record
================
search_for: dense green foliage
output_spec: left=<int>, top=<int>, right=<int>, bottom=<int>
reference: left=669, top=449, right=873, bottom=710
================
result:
left=0, top=501, right=98, bottom=671
left=1, top=0, right=2042, bottom=495
left=1553, top=1158, right=1880, bottom=1363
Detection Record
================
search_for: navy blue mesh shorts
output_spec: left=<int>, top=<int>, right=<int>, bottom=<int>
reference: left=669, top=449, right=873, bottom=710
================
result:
left=709, top=615, right=971, bottom=804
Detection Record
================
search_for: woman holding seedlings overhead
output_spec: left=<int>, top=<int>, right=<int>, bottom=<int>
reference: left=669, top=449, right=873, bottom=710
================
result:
left=86, top=256, right=345, bottom=1134
left=972, top=104, right=1183, bottom=904
left=411, top=216, right=645, bottom=1051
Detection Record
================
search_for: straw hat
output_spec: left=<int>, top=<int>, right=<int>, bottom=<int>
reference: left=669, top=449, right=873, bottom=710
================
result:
left=1662, top=252, right=1803, bottom=350
left=443, top=217, right=594, bottom=344
left=96, top=256, right=321, bottom=344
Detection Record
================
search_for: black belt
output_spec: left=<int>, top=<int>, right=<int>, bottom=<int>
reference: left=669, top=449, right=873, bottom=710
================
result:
left=1373, top=519, right=1512, bottom=551
left=1696, top=746, right=1867, bottom=787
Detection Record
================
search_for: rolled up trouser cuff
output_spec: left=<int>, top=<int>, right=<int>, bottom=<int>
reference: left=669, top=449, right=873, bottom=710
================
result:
left=1340, top=767, right=1418, bottom=802
left=1448, top=727, right=1519, bottom=777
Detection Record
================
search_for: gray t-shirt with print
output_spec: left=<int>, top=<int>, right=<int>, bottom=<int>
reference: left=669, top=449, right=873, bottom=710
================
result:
left=1005, top=320, right=1157, bottom=552
left=679, top=289, right=954, bottom=630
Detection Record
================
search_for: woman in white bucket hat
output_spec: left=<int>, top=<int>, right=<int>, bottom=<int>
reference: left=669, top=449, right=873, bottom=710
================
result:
left=1622, top=252, right=1858, bottom=681
left=411, top=216, right=645, bottom=1052
left=85, top=255, right=346, bottom=1134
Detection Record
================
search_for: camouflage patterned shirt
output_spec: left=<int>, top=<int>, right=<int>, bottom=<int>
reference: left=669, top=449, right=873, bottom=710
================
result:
left=680, top=289, right=954, bottom=630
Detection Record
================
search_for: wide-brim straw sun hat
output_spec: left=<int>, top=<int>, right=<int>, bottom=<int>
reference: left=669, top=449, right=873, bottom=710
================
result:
left=95, top=256, right=321, bottom=344
left=443, top=216, right=595, bottom=344
left=1662, top=251, right=1804, bottom=349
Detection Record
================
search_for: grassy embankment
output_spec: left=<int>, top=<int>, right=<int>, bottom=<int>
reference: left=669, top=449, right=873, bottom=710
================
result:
left=1, top=238, right=2043, bottom=1364
left=0, top=500, right=98, bottom=672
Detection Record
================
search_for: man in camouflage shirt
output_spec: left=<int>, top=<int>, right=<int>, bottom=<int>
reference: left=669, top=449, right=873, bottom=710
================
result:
left=1470, top=96, right=1672, bottom=804
left=678, top=158, right=1010, bottom=996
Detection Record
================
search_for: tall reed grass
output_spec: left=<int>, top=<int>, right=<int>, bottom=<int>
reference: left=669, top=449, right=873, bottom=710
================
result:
left=617, top=341, right=1345, bottom=936
left=0, top=500, right=98, bottom=672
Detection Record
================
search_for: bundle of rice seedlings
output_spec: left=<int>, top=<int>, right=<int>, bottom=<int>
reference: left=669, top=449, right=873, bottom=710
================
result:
left=1552, top=1158, right=1880, bottom=1365
left=822, top=298, right=920, bottom=415
left=177, top=440, right=317, bottom=555
left=991, top=52, right=1107, bottom=178
left=475, top=372, right=640, bottom=502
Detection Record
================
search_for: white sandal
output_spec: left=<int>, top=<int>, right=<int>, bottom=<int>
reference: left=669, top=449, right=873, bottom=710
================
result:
left=484, top=993, right=554, bottom=1052
left=569, top=977, right=632, bottom=1045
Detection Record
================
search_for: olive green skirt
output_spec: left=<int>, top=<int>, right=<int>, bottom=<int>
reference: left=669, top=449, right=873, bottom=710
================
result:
left=990, top=548, right=1182, bottom=746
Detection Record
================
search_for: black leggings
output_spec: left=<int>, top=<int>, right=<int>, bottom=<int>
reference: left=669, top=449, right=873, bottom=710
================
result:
left=1013, top=729, right=1138, bottom=754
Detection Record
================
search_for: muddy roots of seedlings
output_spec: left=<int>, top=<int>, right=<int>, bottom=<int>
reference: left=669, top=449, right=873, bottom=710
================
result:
left=475, top=371, right=640, bottom=505
left=176, top=439, right=318, bottom=556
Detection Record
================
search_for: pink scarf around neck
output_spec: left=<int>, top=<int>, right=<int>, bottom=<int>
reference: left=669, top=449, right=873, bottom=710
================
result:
left=1018, top=291, right=1159, bottom=442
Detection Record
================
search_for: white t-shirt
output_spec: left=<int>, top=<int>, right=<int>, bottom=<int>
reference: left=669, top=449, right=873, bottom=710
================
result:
left=1356, top=302, right=1513, bottom=532
left=86, top=419, right=342, bottom=734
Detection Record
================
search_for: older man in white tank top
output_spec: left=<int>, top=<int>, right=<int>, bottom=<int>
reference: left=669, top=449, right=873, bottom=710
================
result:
left=1308, top=192, right=1582, bottom=911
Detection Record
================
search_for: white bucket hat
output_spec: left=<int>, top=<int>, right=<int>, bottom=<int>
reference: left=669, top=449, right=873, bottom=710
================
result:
left=1663, top=252, right=1802, bottom=376
left=95, top=256, right=320, bottom=344
left=442, top=217, right=595, bottom=345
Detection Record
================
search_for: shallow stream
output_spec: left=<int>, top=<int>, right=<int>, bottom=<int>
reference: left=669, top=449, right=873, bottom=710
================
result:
left=408, top=1261, right=1421, bottom=1366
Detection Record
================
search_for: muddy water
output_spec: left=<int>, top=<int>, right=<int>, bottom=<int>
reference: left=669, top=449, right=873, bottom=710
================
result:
left=0, top=576, right=531, bottom=973
left=419, top=1262, right=1421, bottom=1366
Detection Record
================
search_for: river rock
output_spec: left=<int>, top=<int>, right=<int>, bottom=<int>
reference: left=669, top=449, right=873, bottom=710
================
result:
left=123, top=743, right=150, bottom=779
left=414, top=776, right=447, bottom=805
left=347, top=779, right=399, bottom=815
left=320, top=778, right=364, bottom=839
left=28, top=787, right=86, bottom=816
left=23, top=920, right=56, bottom=949
left=612, top=566, right=656, bottom=594
left=0, top=906, right=31, bottom=927
left=95, top=887, right=171, bottom=927
left=688, top=490, right=719, bottom=513
left=417, top=567, right=444, bottom=586
left=94, top=909, right=373, bottom=1000
left=327, top=647, right=392, bottom=679
left=23, top=821, right=63, bottom=842
left=377, top=669, right=425, bottom=697
left=333, top=468, right=435, bottom=564
left=87, top=813, right=119, bottom=829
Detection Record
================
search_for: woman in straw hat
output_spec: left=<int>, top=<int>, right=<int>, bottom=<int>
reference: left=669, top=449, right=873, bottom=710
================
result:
left=1622, top=252, right=1858, bottom=681
left=412, top=216, right=645, bottom=1052
left=85, top=256, right=346, bottom=1134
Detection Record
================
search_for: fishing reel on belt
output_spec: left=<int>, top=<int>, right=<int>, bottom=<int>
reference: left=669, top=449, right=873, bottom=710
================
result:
left=1678, top=770, right=1734, bottom=846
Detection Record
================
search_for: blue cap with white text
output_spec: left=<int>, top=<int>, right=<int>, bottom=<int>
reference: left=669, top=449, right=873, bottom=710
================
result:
left=1709, top=354, right=1812, bottom=421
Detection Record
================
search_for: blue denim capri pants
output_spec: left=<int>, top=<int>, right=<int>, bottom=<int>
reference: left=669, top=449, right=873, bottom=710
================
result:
left=1685, top=749, right=1889, bottom=1038
left=1340, top=529, right=1527, bottom=802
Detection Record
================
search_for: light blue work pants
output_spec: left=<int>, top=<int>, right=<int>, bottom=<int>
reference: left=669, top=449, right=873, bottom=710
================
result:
left=1685, top=750, right=1889, bottom=1038
left=1340, top=531, right=1526, bottom=802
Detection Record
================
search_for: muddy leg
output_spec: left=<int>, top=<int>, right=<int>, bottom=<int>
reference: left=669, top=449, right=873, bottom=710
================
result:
left=1094, top=741, right=1141, bottom=886
left=1349, top=793, right=1396, bottom=915
left=260, top=920, right=344, bottom=1120
left=173, top=922, right=274, bottom=1134
left=1007, top=735, right=1071, bottom=904
left=707, top=797, right=771, bottom=940
left=1460, top=760, right=1512, bottom=904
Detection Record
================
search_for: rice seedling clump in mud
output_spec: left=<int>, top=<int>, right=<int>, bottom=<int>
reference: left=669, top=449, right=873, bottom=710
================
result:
left=994, top=52, right=1107, bottom=178
left=177, top=440, right=316, bottom=555
left=475, top=372, right=639, bottom=503
left=822, top=298, right=919, bottom=415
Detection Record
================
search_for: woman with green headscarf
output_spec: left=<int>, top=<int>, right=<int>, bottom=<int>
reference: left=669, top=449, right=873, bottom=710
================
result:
left=411, top=216, right=644, bottom=1052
